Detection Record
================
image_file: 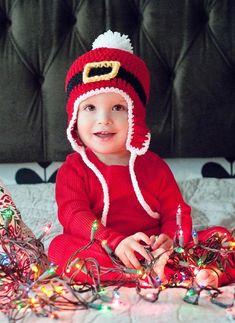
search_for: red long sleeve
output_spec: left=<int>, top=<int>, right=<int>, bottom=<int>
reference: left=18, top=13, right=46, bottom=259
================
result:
left=55, top=153, right=125, bottom=251
left=56, top=150, right=191, bottom=243
left=48, top=149, right=192, bottom=281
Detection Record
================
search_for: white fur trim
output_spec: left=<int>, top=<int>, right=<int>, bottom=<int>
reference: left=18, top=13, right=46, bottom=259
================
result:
left=67, top=87, right=149, bottom=155
left=67, top=87, right=135, bottom=153
left=92, top=30, right=133, bottom=53
left=66, top=103, right=80, bottom=153
left=129, top=153, right=160, bottom=219
left=128, top=132, right=151, bottom=155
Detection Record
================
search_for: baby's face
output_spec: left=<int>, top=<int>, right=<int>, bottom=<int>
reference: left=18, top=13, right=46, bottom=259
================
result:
left=77, top=91, right=130, bottom=163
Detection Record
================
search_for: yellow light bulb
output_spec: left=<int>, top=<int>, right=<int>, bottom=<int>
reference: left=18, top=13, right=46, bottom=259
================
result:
left=101, top=240, right=107, bottom=246
left=54, top=286, right=64, bottom=294
left=31, top=265, right=39, bottom=273
left=30, top=297, right=37, bottom=305
left=230, top=241, right=235, bottom=248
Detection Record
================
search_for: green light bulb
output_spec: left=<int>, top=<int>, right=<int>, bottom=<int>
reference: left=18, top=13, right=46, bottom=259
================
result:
left=1, top=207, right=14, bottom=219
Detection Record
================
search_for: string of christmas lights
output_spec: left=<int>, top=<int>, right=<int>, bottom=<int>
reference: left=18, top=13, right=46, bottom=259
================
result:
left=0, top=203, right=234, bottom=322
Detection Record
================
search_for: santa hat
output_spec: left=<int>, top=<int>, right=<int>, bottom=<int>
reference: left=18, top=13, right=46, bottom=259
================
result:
left=65, top=30, right=159, bottom=225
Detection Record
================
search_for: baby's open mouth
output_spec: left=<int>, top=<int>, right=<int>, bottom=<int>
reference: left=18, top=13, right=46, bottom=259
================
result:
left=94, top=131, right=115, bottom=138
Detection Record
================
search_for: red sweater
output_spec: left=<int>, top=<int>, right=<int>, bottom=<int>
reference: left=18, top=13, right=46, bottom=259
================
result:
left=48, top=149, right=234, bottom=286
left=55, top=149, right=191, bottom=245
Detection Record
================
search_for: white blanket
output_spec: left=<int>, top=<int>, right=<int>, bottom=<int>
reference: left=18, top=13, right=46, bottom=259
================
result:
left=0, top=285, right=234, bottom=322
left=0, top=178, right=234, bottom=322
left=6, top=178, right=235, bottom=250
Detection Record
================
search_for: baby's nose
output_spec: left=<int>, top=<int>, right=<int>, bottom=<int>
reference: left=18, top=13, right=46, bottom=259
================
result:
left=97, top=112, right=112, bottom=124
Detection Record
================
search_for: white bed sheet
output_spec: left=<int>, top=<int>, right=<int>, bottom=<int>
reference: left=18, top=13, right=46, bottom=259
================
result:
left=6, top=178, right=235, bottom=251
left=0, top=284, right=234, bottom=323
left=0, top=179, right=234, bottom=323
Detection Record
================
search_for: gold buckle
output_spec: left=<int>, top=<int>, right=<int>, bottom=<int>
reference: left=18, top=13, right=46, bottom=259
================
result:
left=83, top=60, right=121, bottom=84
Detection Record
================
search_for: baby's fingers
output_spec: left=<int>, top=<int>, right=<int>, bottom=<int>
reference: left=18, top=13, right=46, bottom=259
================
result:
left=152, top=234, right=173, bottom=251
left=121, top=252, right=139, bottom=269
left=195, top=269, right=218, bottom=288
left=133, top=232, right=151, bottom=245
left=124, top=248, right=142, bottom=269
left=152, top=252, right=169, bottom=281
left=131, top=240, right=151, bottom=262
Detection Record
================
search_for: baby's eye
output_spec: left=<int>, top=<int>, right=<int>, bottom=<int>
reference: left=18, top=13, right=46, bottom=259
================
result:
left=112, top=104, right=127, bottom=111
left=83, top=104, right=96, bottom=111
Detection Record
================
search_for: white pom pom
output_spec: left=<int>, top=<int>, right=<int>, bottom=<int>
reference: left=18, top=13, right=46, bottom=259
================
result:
left=92, top=30, right=133, bottom=53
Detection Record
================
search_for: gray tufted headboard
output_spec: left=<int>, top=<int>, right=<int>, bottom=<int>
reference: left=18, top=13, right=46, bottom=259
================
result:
left=0, top=0, right=234, bottom=163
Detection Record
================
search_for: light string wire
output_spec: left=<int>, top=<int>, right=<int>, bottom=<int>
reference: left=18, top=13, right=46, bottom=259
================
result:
left=0, top=217, right=234, bottom=322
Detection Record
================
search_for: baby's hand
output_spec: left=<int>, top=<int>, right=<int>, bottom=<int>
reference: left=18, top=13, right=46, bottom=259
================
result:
left=195, top=269, right=219, bottom=288
left=150, top=234, right=173, bottom=281
left=114, top=232, right=151, bottom=269
left=150, top=233, right=173, bottom=251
